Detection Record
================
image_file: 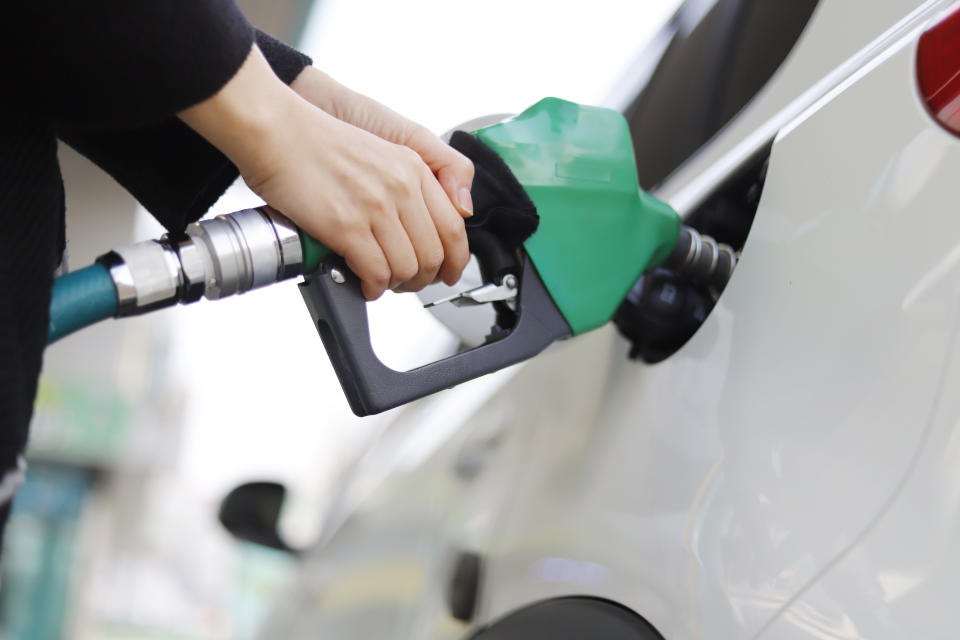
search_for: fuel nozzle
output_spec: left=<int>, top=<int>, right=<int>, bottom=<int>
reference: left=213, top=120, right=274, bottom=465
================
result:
left=662, top=225, right=738, bottom=294
left=101, top=206, right=310, bottom=317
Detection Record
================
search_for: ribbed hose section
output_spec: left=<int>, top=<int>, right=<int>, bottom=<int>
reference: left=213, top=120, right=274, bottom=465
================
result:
left=47, top=263, right=118, bottom=344
left=662, top=226, right=738, bottom=291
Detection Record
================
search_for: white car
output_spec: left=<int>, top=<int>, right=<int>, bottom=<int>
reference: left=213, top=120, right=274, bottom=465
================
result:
left=242, top=0, right=960, bottom=637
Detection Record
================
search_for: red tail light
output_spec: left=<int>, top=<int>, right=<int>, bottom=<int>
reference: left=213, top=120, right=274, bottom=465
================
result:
left=918, top=4, right=960, bottom=134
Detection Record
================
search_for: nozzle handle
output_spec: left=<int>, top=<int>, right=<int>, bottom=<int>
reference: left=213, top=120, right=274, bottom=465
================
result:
left=299, top=256, right=570, bottom=416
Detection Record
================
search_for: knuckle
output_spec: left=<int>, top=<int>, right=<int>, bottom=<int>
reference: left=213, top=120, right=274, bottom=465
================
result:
left=452, top=246, right=470, bottom=273
left=350, top=219, right=373, bottom=239
left=377, top=160, right=406, bottom=193
left=338, top=222, right=367, bottom=247
left=359, top=192, right=391, bottom=219
left=390, top=171, right=415, bottom=198
left=365, top=262, right=391, bottom=289
left=371, top=274, right=390, bottom=292
left=400, top=146, right=422, bottom=165
left=423, top=246, right=444, bottom=272
left=395, top=259, right=418, bottom=283
left=412, top=124, right=432, bottom=140
left=356, top=185, right=378, bottom=204
left=418, top=159, right=435, bottom=180
left=446, top=218, right=468, bottom=244
left=439, top=217, right=468, bottom=249
left=326, top=206, right=352, bottom=234
left=403, top=149, right=429, bottom=179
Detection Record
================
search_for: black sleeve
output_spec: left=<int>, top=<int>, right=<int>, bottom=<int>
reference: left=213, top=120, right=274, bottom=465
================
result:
left=3, top=0, right=259, bottom=130
left=254, top=30, right=313, bottom=85
left=57, top=31, right=313, bottom=234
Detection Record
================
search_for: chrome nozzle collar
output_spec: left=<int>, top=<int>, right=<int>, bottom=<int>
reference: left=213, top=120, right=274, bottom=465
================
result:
left=102, top=207, right=304, bottom=316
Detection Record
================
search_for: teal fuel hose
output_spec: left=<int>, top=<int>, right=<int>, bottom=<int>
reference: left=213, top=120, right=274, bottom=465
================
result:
left=47, top=263, right=118, bottom=344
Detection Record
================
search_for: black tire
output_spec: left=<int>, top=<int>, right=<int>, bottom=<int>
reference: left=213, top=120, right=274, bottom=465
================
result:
left=469, top=597, right=665, bottom=640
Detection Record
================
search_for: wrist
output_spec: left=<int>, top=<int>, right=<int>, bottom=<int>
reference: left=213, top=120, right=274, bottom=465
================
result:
left=179, top=44, right=298, bottom=172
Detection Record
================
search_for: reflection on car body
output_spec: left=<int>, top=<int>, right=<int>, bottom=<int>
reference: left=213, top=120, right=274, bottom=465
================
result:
left=253, top=1, right=960, bottom=637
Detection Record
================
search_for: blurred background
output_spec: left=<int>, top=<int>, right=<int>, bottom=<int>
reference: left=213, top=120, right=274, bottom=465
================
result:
left=0, top=1, right=680, bottom=638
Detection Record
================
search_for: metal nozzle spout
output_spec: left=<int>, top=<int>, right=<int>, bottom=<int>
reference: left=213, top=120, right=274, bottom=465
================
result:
left=662, top=225, right=738, bottom=292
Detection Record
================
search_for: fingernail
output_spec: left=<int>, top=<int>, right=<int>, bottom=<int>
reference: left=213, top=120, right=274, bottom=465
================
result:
left=458, top=187, right=474, bottom=217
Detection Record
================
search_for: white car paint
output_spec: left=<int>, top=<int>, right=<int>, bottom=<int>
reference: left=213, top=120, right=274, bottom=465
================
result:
left=259, top=1, right=960, bottom=637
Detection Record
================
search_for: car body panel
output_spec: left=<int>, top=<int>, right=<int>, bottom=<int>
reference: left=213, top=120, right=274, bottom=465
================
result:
left=259, top=1, right=960, bottom=638
left=660, top=0, right=941, bottom=214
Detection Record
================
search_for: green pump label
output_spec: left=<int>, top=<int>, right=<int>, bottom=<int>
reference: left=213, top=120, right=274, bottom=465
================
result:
left=474, top=98, right=681, bottom=335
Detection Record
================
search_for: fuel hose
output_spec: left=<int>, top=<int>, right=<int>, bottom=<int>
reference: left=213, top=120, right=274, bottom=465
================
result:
left=47, top=263, right=119, bottom=343
left=47, top=208, right=734, bottom=346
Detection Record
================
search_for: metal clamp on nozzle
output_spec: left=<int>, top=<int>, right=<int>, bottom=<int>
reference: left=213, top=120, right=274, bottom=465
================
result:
left=662, top=225, right=738, bottom=292
left=101, top=207, right=304, bottom=317
left=182, top=206, right=303, bottom=299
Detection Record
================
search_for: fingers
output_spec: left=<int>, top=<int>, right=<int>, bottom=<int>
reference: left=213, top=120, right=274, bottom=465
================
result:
left=343, top=234, right=391, bottom=300
left=371, top=212, right=419, bottom=290
left=393, top=198, right=444, bottom=292
left=418, top=168, right=470, bottom=287
left=437, top=165, right=475, bottom=218
left=376, top=147, right=466, bottom=292
left=406, top=125, right=476, bottom=217
left=406, top=133, right=476, bottom=219
left=355, top=188, right=465, bottom=296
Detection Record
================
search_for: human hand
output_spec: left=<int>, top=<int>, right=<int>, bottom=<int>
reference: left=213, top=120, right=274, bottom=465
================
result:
left=179, top=46, right=470, bottom=300
left=290, top=67, right=476, bottom=219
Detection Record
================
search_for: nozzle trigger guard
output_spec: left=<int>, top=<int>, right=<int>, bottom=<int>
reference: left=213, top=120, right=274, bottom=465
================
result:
left=299, top=255, right=571, bottom=417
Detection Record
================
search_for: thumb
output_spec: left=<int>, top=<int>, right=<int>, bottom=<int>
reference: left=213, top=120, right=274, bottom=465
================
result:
left=406, top=126, right=475, bottom=218
left=437, top=163, right=474, bottom=219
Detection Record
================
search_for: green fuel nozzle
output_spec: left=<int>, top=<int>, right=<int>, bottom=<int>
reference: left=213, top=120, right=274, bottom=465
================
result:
left=298, top=229, right=330, bottom=275
left=473, top=98, right=682, bottom=335
left=300, top=99, right=689, bottom=415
